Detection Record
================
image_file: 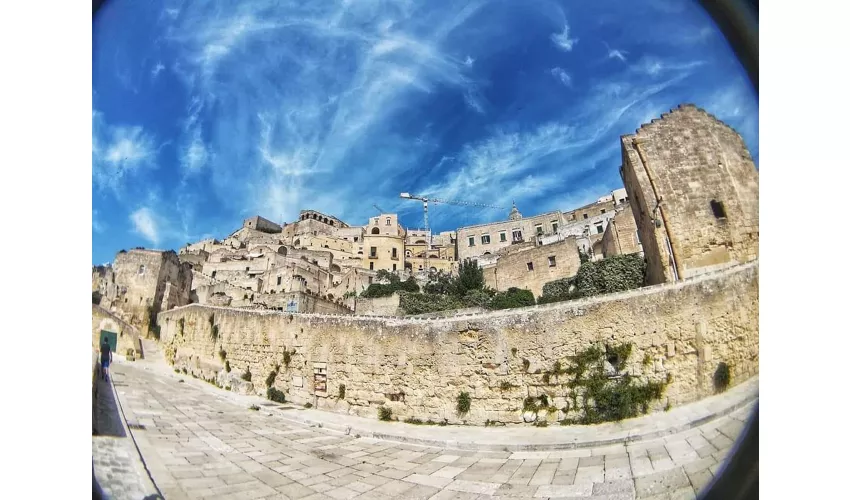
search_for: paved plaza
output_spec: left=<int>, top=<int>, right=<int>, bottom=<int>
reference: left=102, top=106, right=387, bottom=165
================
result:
left=93, top=354, right=754, bottom=500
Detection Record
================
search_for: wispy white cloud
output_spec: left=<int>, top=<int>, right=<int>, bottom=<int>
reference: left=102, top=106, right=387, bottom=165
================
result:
left=161, top=0, right=488, bottom=224
left=130, top=207, right=160, bottom=245
left=608, top=49, right=627, bottom=62
left=151, top=62, right=165, bottom=79
left=632, top=56, right=705, bottom=76
left=550, top=67, right=572, bottom=87
left=93, top=210, right=105, bottom=233
left=92, top=110, right=158, bottom=192
left=551, top=23, right=578, bottom=52
left=180, top=127, right=209, bottom=173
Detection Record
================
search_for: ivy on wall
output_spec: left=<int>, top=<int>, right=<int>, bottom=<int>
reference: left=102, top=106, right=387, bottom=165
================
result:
left=561, top=343, right=669, bottom=424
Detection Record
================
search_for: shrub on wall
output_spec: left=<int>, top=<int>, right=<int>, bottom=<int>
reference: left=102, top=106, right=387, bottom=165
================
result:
left=538, top=254, right=646, bottom=304
left=490, top=288, right=536, bottom=310
left=573, top=253, right=646, bottom=298
left=267, top=387, right=286, bottom=403
left=241, top=367, right=252, bottom=382
left=714, top=362, right=731, bottom=392
left=361, top=276, right=420, bottom=298
left=398, top=292, right=464, bottom=315
left=456, top=392, right=471, bottom=415
left=378, top=406, right=393, bottom=421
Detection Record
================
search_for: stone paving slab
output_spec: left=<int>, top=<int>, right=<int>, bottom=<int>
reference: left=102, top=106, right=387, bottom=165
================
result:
left=110, top=360, right=753, bottom=499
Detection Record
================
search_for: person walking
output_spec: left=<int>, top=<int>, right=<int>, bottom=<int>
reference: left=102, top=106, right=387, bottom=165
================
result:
left=100, top=339, right=113, bottom=381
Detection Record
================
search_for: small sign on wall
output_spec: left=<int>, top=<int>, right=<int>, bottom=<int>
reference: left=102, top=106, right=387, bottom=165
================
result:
left=313, top=362, right=327, bottom=396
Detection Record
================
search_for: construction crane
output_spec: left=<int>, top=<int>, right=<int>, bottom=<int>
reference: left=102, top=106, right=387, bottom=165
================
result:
left=399, top=192, right=504, bottom=276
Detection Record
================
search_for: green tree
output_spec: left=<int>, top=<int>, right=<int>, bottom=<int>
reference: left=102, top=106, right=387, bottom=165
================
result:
left=451, top=259, right=485, bottom=296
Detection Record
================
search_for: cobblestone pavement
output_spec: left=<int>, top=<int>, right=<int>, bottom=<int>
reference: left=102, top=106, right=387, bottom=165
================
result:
left=111, top=363, right=752, bottom=500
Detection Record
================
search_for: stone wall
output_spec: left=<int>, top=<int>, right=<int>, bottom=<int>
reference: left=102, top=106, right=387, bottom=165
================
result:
left=601, top=205, right=642, bottom=258
left=158, top=262, right=758, bottom=426
left=482, top=237, right=582, bottom=298
left=354, top=293, right=401, bottom=317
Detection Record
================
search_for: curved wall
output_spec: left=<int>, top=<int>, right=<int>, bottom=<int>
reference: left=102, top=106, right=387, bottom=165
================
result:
left=158, top=262, right=758, bottom=425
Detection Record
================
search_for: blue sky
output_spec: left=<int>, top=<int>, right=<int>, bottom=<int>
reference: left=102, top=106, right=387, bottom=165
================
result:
left=92, top=0, right=758, bottom=265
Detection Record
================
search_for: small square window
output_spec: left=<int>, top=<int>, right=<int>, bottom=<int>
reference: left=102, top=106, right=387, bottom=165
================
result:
left=583, top=213, right=588, bottom=219
left=710, top=200, right=727, bottom=219
left=596, top=224, right=604, bottom=234
left=481, top=235, right=491, bottom=244
left=527, top=262, right=534, bottom=271
left=601, top=209, right=606, bottom=214
left=468, top=237, right=475, bottom=247
left=536, top=225, right=543, bottom=235
left=548, top=256, right=556, bottom=267
left=500, top=232, right=507, bottom=242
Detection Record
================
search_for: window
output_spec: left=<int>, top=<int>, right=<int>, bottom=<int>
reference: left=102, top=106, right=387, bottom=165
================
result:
left=548, top=256, right=556, bottom=267
left=138, top=265, right=145, bottom=275
left=710, top=200, right=727, bottom=219
left=552, top=222, right=558, bottom=233
left=370, top=247, right=377, bottom=257
left=512, top=230, right=523, bottom=242
left=526, top=262, right=534, bottom=271
left=354, top=236, right=358, bottom=242
left=385, top=218, right=391, bottom=226
left=500, top=232, right=507, bottom=242
left=369, top=262, right=374, bottom=270
left=392, top=248, right=399, bottom=259
left=596, top=223, right=604, bottom=234
left=277, top=276, right=282, bottom=286
left=535, top=225, right=543, bottom=235
left=481, top=235, right=491, bottom=244
left=601, top=209, right=606, bottom=214
left=418, top=265, right=423, bottom=270
left=619, top=198, right=625, bottom=203
left=468, top=237, right=475, bottom=247
left=245, top=266, right=250, bottom=271
left=211, top=270, right=216, bottom=279
left=371, top=227, right=380, bottom=234
left=369, top=277, right=373, bottom=284
left=583, top=213, right=588, bottom=219
left=392, top=264, right=397, bottom=271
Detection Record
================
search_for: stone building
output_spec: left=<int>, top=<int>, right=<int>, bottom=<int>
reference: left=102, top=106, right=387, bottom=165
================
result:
left=242, top=215, right=283, bottom=233
left=96, top=249, right=193, bottom=334
left=361, top=213, right=406, bottom=273
left=456, top=203, right=563, bottom=262
left=481, top=236, right=582, bottom=297
left=601, top=204, right=643, bottom=258
left=620, top=104, right=759, bottom=285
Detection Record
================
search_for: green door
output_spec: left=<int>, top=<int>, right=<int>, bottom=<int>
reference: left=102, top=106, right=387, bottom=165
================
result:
left=99, top=330, right=118, bottom=354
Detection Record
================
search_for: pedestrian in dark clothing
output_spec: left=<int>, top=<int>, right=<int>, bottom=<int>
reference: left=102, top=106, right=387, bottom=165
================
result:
left=100, top=340, right=112, bottom=381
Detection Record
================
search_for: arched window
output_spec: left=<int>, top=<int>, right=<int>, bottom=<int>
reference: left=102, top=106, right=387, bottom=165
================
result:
left=371, top=227, right=380, bottom=234
left=138, top=265, right=145, bottom=275
left=293, top=239, right=300, bottom=247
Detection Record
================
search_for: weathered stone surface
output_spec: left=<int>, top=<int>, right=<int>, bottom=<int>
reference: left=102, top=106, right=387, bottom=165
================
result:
left=158, top=263, right=758, bottom=425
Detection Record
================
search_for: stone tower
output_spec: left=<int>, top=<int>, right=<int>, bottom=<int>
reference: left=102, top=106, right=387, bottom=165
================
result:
left=508, top=201, right=523, bottom=221
left=620, top=104, right=759, bottom=285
